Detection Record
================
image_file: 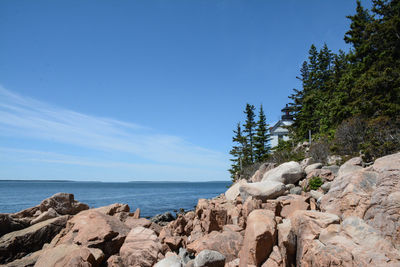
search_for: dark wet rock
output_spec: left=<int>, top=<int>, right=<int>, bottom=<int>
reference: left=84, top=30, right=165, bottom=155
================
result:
left=151, top=212, right=175, bottom=226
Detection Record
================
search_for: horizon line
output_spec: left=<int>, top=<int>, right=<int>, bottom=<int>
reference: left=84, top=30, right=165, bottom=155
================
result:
left=0, top=179, right=230, bottom=183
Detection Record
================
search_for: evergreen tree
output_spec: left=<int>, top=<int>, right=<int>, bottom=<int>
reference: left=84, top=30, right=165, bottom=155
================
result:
left=288, top=0, right=399, bottom=142
left=228, top=122, right=246, bottom=181
left=242, top=103, right=256, bottom=164
left=316, top=43, right=334, bottom=133
left=346, top=0, right=400, bottom=118
left=344, top=0, right=373, bottom=63
left=230, top=0, right=400, bottom=177
left=254, top=104, right=271, bottom=162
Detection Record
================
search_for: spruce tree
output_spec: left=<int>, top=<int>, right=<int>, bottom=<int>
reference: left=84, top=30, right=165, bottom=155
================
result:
left=344, top=0, right=373, bottom=62
left=228, top=122, right=246, bottom=182
left=242, top=103, right=256, bottom=164
left=254, top=104, right=271, bottom=162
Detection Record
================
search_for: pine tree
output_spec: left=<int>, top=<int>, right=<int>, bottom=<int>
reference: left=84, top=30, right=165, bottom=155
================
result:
left=228, top=122, right=246, bottom=182
left=254, top=104, right=271, bottom=162
left=344, top=0, right=373, bottom=63
left=345, top=0, right=400, bottom=118
left=242, top=103, right=256, bottom=164
left=316, top=43, right=334, bottom=133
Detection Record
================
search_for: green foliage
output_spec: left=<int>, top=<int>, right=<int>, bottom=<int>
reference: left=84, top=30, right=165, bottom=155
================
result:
left=333, top=115, right=400, bottom=162
left=243, top=103, right=256, bottom=165
left=230, top=1, right=400, bottom=179
left=308, top=177, right=323, bottom=191
left=228, top=104, right=273, bottom=181
left=309, top=138, right=330, bottom=164
left=271, top=140, right=305, bottom=164
left=254, top=104, right=271, bottom=162
left=287, top=0, right=400, bottom=162
left=236, top=162, right=263, bottom=182
left=228, top=123, right=246, bottom=182
left=360, top=116, right=400, bottom=162
left=333, top=116, right=366, bottom=156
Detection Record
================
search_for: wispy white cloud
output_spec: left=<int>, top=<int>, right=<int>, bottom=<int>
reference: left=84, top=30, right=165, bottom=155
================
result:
left=0, top=86, right=229, bottom=180
left=0, top=147, right=227, bottom=181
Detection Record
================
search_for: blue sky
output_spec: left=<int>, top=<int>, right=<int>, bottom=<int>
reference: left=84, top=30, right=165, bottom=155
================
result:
left=0, top=0, right=372, bottom=181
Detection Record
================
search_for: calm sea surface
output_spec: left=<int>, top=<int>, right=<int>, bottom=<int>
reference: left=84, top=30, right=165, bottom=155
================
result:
left=0, top=181, right=231, bottom=217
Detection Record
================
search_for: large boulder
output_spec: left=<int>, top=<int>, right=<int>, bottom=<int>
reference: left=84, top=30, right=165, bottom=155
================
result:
left=304, top=163, right=323, bottom=175
left=92, top=203, right=130, bottom=216
left=30, top=208, right=59, bottom=225
left=53, top=210, right=129, bottom=258
left=322, top=165, right=340, bottom=176
left=291, top=210, right=340, bottom=239
left=363, top=152, right=400, bottom=249
left=225, top=179, right=247, bottom=201
left=239, top=181, right=286, bottom=201
left=93, top=203, right=132, bottom=223
left=241, top=197, right=262, bottom=221
left=39, top=193, right=89, bottom=215
left=250, top=163, right=276, bottom=183
left=337, top=157, right=363, bottom=177
left=277, top=219, right=296, bottom=267
left=34, top=244, right=104, bottom=267
left=196, top=202, right=227, bottom=234
left=320, top=169, right=378, bottom=218
left=10, top=206, right=40, bottom=220
left=300, top=217, right=400, bottom=266
left=277, top=195, right=309, bottom=219
left=0, top=214, right=29, bottom=237
left=319, top=152, right=400, bottom=251
left=262, top=161, right=304, bottom=184
left=0, top=216, right=69, bottom=264
left=239, top=209, right=276, bottom=267
left=288, top=210, right=341, bottom=265
left=187, top=230, right=243, bottom=262
left=119, top=226, right=162, bottom=267
left=124, top=217, right=152, bottom=229
left=5, top=249, right=44, bottom=267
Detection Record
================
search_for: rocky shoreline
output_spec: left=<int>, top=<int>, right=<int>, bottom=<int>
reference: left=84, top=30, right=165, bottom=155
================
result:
left=1, top=152, right=400, bottom=266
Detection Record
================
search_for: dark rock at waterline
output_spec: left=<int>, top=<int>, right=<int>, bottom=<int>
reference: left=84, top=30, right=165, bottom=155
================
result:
left=150, top=212, right=175, bottom=226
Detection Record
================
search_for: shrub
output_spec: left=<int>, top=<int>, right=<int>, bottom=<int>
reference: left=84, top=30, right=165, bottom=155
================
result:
left=333, top=115, right=400, bottom=162
left=309, top=138, right=330, bottom=164
left=236, top=162, right=263, bottom=181
left=308, top=177, right=323, bottom=191
left=361, top=116, right=400, bottom=162
left=270, top=140, right=305, bottom=164
left=333, top=116, right=366, bottom=156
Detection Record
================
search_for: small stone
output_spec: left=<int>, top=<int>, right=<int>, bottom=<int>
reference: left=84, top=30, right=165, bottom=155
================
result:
left=309, top=190, right=324, bottom=201
left=289, top=187, right=302, bottom=195
left=321, top=182, right=331, bottom=193
left=285, top=184, right=295, bottom=190
left=154, top=253, right=183, bottom=267
left=194, top=250, right=225, bottom=267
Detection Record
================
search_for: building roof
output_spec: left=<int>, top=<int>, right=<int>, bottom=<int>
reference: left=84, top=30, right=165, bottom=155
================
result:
left=270, top=120, right=293, bottom=134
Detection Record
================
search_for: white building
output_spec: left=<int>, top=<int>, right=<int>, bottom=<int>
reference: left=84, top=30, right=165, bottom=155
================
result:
left=270, top=105, right=294, bottom=148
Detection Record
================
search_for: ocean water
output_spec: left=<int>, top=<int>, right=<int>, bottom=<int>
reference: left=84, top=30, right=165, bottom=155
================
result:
left=0, top=181, right=231, bottom=218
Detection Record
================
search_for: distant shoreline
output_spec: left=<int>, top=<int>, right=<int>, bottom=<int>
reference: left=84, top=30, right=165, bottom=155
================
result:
left=0, top=179, right=230, bottom=183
